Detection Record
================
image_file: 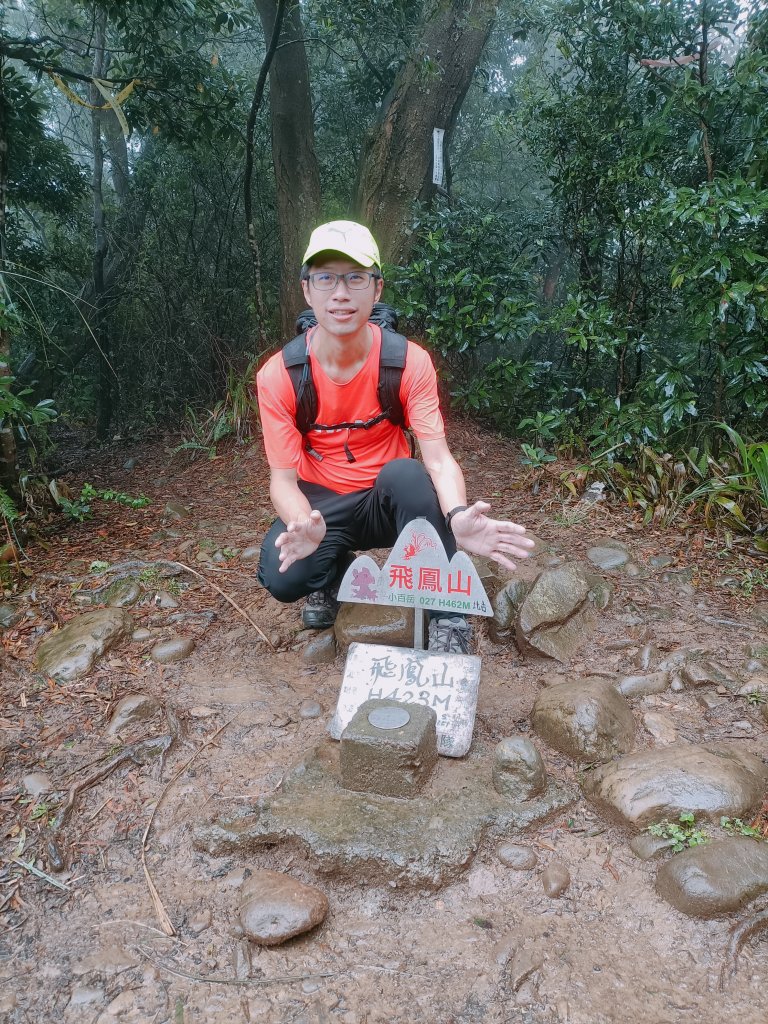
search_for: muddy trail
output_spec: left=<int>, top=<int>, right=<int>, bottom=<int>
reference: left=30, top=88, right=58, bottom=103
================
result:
left=1, top=422, right=767, bottom=1024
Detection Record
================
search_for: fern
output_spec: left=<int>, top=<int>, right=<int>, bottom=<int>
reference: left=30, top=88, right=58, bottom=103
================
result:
left=0, top=485, right=18, bottom=524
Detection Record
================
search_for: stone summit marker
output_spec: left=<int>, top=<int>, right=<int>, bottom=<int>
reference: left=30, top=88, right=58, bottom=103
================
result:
left=331, top=518, right=492, bottom=757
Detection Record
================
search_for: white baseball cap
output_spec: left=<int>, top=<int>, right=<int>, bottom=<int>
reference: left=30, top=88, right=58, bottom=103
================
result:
left=302, top=220, right=381, bottom=269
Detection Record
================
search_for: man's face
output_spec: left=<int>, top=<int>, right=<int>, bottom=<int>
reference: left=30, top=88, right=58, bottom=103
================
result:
left=301, top=257, right=384, bottom=340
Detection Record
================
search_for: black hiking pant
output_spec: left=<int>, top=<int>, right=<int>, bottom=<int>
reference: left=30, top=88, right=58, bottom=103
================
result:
left=258, top=458, right=456, bottom=602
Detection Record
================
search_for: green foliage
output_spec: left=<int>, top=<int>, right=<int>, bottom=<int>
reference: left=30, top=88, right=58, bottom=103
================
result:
left=172, top=358, right=258, bottom=459
left=519, top=443, right=556, bottom=470
left=720, top=817, right=764, bottom=840
left=57, top=484, right=150, bottom=521
left=648, top=813, right=708, bottom=853
left=0, top=486, right=19, bottom=525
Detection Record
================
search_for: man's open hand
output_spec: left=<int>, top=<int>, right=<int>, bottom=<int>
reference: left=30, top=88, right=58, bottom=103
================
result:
left=274, top=510, right=326, bottom=572
left=450, top=501, right=535, bottom=571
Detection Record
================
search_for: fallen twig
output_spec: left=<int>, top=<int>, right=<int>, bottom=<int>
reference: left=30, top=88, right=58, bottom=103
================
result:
left=141, top=716, right=238, bottom=937
left=137, top=946, right=333, bottom=987
left=172, top=561, right=274, bottom=649
left=53, top=734, right=174, bottom=831
left=719, top=908, right=768, bottom=991
left=12, top=858, right=71, bottom=891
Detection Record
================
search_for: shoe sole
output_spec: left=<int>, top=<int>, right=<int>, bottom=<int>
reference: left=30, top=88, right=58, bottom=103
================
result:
left=302, top=609, right=338, bottom=630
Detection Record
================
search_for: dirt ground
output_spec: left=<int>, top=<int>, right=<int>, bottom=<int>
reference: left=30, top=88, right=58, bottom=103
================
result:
left=1, top=421, right=767, bottom=1024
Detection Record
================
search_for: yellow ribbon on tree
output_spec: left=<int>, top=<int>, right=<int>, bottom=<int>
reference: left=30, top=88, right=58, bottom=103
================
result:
left=49, top=73, right=138, bottom=135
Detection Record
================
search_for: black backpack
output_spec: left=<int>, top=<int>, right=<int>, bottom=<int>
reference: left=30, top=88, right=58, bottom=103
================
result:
left=282, top=302, right=411, bottom=463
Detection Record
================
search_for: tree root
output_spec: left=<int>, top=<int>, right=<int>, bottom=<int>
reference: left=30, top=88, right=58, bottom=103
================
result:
left=719, top=908, right=768, bottom=991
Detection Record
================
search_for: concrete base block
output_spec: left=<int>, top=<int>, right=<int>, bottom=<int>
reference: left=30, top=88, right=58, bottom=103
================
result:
left=340, top=699, right=438, bottom=798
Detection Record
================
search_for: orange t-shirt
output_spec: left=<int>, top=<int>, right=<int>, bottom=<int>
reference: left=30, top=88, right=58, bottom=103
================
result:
left=256, top=325, right=445, bottom=493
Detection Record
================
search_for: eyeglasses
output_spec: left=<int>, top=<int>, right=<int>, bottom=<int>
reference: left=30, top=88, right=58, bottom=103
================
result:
left=305, top=270, right=380, bottom=291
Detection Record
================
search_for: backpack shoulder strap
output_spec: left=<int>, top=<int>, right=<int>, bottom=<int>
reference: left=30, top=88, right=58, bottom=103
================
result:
left=282, top=333, right=315, bottom=435
left=378, top=329, right=408, bottom=428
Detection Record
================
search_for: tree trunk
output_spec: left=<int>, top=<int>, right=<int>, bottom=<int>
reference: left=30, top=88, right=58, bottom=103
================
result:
left=354, top=0, right=498, bottom=265
left=0, top=52, right=19, bottom=502
left=254, top=0, right=322, bottom=340
left=89, top=13, right=112, bottom=440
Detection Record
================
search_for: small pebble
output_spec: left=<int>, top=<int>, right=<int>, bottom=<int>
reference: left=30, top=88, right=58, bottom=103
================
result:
left=541, top=861, right=571, bottom=898
left=732, top=720, right=753, bottom=732
left=299, top=700, right=323, bottom=720
left=497, top=843, right=538, bottom=870
left=22, top=772, right=53, bottom=796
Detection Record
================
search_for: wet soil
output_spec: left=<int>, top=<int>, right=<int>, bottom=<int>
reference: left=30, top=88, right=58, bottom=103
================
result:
left=1, top=422, right=767, bottom=1023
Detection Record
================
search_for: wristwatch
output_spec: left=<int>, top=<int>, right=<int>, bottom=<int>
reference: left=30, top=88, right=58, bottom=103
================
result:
left=445, top=505, right=468, bottom=532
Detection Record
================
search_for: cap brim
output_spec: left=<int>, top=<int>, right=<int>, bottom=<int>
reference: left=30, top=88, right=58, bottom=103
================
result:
left=302, top=244, right=378, bottom=268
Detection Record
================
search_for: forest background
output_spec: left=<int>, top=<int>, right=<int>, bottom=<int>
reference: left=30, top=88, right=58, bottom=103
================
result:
left=1, top=0, right=767, bottom=546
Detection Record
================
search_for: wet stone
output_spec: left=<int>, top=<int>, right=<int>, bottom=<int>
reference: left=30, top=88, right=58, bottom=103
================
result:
left=616, top=672, right=669, bottom=698
left=541, top=861, right=571, bottom=897
left=516, top=564, right=600, bottom=663
left=105, top=579, right=142, bottom=608
left=629, top=832, right=674, bottom=861
left=340, top=700, right=438, bottom=798
left=154, top=590, right=180, bottom=609
left=239, top=869, right=328, bottom=946
left=35, top=609, right=133, bottom=681
left=492, top=737, right=547, bottom=801
left=587, top=546, right=629, bottom=571
left=582, top=744, right=768, bottom=829
left=106, top=693, right=160, bottom=735
left=497, top=843, right=538, bottom=870
left=334, top=603, right=413, bottom=649
left=302, top=629, right=337, bottom=665
left=680, top=659, right=741, bottom=693
left=23, top=771, right=53, bottom=796
left=531, top=677, right=635, bottom=763
left=489, top=579, right=531, bottom=644
left=656, top=837, right=768, bottom=917
left=642, top=712, right=677, bottom=745
left=150, top=636, right=195, bottom=664
left=132, top=627, right=152, bottom=641
left=299, top=700, right=323, bottom=720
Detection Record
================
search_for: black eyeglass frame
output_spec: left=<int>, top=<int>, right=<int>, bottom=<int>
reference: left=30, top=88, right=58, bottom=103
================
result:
left=303, top=270, right=382, bottom=291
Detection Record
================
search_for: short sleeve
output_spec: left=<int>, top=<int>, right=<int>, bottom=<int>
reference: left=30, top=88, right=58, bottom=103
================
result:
left=400, top=342, right=445, bottom=441
left=256, top=353, right=303, bottom=470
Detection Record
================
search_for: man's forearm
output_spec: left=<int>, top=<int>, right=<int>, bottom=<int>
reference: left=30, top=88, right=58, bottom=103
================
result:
left=423, top=451, right=467, bottom=515
left=269, top=475, right=314, bottom=525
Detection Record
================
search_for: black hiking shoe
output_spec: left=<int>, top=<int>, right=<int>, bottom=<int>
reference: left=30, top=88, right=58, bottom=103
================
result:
left=428, top=614, right=472, bottom=655
left=301, top=554, right=354, bottom=630
left=302, top=587, right=340, bottom=630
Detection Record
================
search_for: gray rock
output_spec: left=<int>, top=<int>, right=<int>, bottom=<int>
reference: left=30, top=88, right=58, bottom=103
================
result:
left=34, top=609, right=133, bottom=681
left=623, top=562, right=643, bottom=577
left=516, top=564, right=599, bottom=663
left=23, top=772, right=53, bottom=796
left=150, top=636, right=195, bottom=664
left=746, top=642, right=768, bottom=661
left=241, top=545, right=261, bottom=561
left=635, top=644, right=659, bottom=671
left=642, top=712, right=677, bottom=745
left=334, top=603, right=413, bottom=649
left=489, top=579, right=531, bottom=643
left=69, top=986, right=105, bottom=1007
left=154, top=590, right=180, bottom=609
left=680, top=660, right=741, bottom=693
left=582, top=744, right=768, bottom=829
left=299, top=700, right=323, bottom=720
left=531, top=677, right=635, bottom=762
left=656, top=838, right=768, bottom=917
left=587, top=546, right=629, bottom=570
left=616, top=671, right=669, bottom=697
left=737, top=674, right=768, bottom=699
left=649, top=554, right=675, bottom=568
left=238, top=870, right=328, bottom=945
left=541, top=861, right=571, bottom=897
left=470, top=555, right=507, bottom=600
left=497, top=843, right=538, bottom=870
left=188, top=909, right=212, bottom=935
left=132, top=627, right=152, bottom=641
left=164, top=501, right=191, bottom=520
left=586, top=574, right=613, bottom=611
left=629, top=832, right=674, bottom=861
left=105, top=579, right=141, bottom=608
left=751, top=602, right=768, bottom=626
left=492, top=737, right=547, bottom=800
left=302, top=629, right=337, bottom=665
left=106, top=694, right=160, bottom=735
left=0, top=604, right=21, bottom=629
